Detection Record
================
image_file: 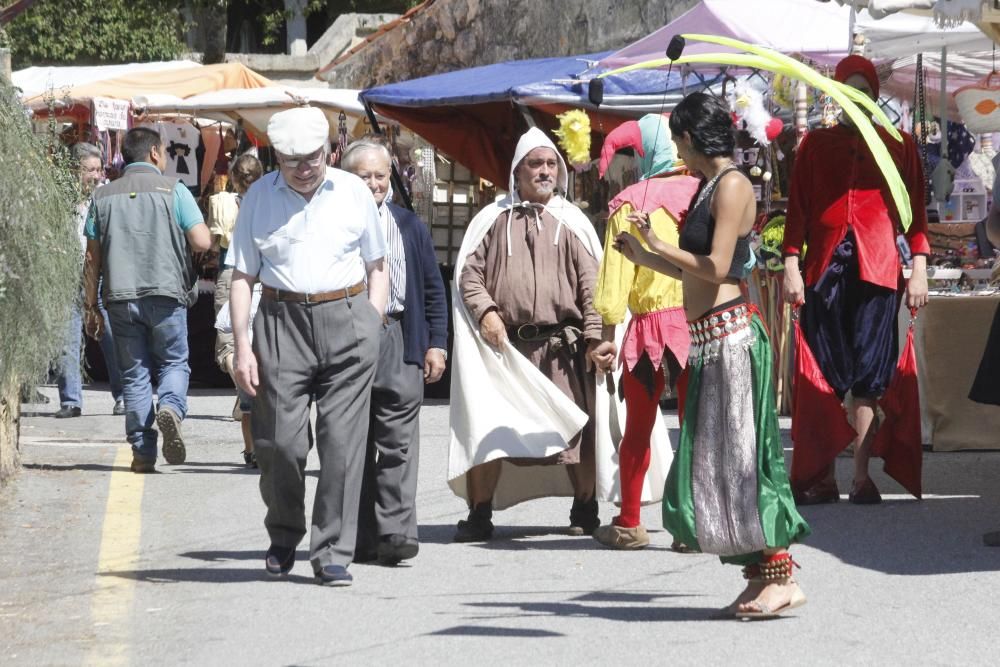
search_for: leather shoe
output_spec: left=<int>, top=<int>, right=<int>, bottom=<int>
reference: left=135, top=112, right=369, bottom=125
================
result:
left=315, top=564, right=353, bottom=586
left=593, top=523, right=649, bottom=550
left=377, top=534, right=419, bottom=566
left=130, top=455, right=155, bottom=474
left=54, top=406, right=81, bottom=419
left=849, top=478, right=882, bottom=505
left=454, top=503, right=494, bottom=542
left=264, top=545, right=295, bottom=577
left=793, top=480, right=840, bottom=506
left=568, top=496, right=600, bottom=536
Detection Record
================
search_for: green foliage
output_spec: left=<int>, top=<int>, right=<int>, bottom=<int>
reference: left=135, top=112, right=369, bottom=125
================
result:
left=6, top=0, right=187, bottom=68
left=0, top=77, right=80, bottom=392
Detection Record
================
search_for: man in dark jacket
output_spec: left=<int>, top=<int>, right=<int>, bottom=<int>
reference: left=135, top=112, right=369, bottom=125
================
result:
left=342, top=136, right=449, bottom=565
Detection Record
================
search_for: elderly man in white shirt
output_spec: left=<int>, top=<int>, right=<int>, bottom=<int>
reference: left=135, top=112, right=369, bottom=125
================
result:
left=228, top=107, right=388, bottom=587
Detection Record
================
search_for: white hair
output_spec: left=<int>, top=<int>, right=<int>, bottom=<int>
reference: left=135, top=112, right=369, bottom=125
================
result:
left=341, top=139, right=392, bottom=173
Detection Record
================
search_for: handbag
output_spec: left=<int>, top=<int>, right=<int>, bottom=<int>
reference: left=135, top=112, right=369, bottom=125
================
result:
left=954, top=72, right=1000, bottom=133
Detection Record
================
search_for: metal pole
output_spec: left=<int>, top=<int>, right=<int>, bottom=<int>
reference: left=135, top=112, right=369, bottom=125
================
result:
left=360, top=96, right=414, bottom=211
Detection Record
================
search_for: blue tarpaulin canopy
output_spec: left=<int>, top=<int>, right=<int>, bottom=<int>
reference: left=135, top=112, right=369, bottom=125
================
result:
left=361, top=52, right=718, bottom=185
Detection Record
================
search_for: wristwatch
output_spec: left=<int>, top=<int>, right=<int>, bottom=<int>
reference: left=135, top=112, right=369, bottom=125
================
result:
left=431, top=347, right=448, bottom=361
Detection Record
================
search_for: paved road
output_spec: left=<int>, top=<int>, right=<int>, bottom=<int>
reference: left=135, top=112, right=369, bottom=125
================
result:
left=2, top=385, right=999, bottom=665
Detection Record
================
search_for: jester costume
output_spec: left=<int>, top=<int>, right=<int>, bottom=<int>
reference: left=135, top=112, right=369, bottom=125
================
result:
left=594, top=114, right=699, bottom=530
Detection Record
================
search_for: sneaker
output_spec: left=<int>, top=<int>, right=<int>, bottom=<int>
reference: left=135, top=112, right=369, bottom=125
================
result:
left=54, top=406, right=82, bottom=419
left=593, top=523, right=650, bottom=550
left=568, top=496, right=600, bottom=536
left=315, top=564, right=353, bottom=587
left=265, top=545, right=296, bottom=577
left=130, top=455, right=156, bottom=474
left=156, top=407, right=186, bottom=465
left=113, top=399, right=126, bottom=416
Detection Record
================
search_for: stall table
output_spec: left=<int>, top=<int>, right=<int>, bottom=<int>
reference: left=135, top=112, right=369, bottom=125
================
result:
left=914, top=293, right=1000, bottom=451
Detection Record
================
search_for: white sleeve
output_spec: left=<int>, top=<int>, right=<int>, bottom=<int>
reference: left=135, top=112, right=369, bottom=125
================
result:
left=226, top=186, right=261, bottom=276
left=358, top=185, right=386, bottom=262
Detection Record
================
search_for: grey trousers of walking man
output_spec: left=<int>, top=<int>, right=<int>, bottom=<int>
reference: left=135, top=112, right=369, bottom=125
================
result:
left=357, top=316, right=424, bottom=558
left=252, top=291, right=381, bottom=570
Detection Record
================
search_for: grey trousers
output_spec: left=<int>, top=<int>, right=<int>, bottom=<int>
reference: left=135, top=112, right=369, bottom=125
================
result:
left=357, top=317, right=424, bottom=556
left=251, top=290, right=381, bottom=570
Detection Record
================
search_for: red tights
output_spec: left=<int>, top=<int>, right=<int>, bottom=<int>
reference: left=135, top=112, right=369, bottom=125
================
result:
left=615, top=365, right=665, bottom=528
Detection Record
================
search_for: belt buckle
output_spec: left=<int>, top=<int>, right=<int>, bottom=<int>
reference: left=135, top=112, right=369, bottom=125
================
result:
left=303, top=291, right=312, bottom=304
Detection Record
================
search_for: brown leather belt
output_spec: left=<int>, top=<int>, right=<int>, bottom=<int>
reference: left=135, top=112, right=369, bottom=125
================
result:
left=261, top=282, right=365, bottom=304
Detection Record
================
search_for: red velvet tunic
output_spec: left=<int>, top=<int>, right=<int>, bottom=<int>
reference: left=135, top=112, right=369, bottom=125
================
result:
left=783, top=124, right=930, bottom=291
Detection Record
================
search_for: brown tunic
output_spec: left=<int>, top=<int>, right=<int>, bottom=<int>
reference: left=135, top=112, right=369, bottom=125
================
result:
left=460, top=204, right=601, bottom=464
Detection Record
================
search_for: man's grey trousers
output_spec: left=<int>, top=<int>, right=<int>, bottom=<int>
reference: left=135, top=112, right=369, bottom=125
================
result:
left=357, top=316, right=424, bottom=556
left=251, top=290, right=380, bottom=571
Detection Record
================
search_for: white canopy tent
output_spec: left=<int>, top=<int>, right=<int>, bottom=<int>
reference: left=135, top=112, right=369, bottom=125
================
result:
left=134, top=87, right=370, bottom=142
left=11, top=61, right=201, bottom=99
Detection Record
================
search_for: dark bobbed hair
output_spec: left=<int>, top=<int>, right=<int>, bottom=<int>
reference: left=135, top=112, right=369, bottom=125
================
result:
left=122, top=127, right=163, bottom=165
left=668, top=92, right=736, bottom=158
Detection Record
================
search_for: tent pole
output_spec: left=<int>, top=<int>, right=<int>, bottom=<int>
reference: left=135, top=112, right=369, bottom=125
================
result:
left=361, top=96, right=414, bottom=211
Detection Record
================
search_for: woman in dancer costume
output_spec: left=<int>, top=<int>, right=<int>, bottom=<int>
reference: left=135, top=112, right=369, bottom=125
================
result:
left=615, top=92, right=810, bottom=619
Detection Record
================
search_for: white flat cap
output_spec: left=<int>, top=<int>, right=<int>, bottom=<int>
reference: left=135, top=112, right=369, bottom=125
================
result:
left=267, top=107, right=329, bottom=155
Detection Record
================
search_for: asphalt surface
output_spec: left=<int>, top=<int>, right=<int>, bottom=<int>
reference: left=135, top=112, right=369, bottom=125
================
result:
left=2, top=385, right=999, bottom=666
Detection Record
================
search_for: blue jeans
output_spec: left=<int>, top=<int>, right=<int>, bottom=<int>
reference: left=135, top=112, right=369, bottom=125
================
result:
left=107, top=296, right=190, bottom=461
left=56, top=304, right=83, bottom=408
left=57, top=299, right=123, bottom=407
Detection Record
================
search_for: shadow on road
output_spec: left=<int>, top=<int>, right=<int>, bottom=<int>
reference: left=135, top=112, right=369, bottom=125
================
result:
left=461, top=599, right=719, bottom=623
left=98, top=567, right=315, bottom=585
left=179, top=550, right=309, bottom=563
left=429, top=625, right=563, bottom=637
left=794, top=455, right=1000, bottom=576
left=22, top=463, right=132, bottom=473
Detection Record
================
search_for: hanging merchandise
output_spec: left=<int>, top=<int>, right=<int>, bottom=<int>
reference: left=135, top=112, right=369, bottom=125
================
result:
left=330, top=111, right=349, bottom=166
left=728, top=77, right=783, bottom=147
left=931, top=47, right=956, bottom=203
left=552, top=109, right=592, bottom=169
left=140, top=120, right=205, bottom=193
left=955, top=72, right=1000, bottom=134
left=969, top=134, right=997, bottom=193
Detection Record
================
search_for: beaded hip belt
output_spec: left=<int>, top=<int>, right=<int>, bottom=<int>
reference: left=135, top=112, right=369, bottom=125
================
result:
left=688, top=303, right=753, bottom=363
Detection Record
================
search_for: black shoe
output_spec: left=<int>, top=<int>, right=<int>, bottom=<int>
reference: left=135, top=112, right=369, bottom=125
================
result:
left=242, top=450, right=258, bottom=469
left=54, top=406, right=81, bottom=419
left=315, top=564, right=353, bottom=586
left=156, top=407, right=186, bottom=464
left=264, top=545, right=296, bottom=577
left=377, top=534, right=419, bottom=566
left=113, top=399, right=126, bottom=416
left=130, top=455, right=156, bottom=474
left=568, top=496, right=600, bottom=536
left=454, top=503, right=494, bottom=543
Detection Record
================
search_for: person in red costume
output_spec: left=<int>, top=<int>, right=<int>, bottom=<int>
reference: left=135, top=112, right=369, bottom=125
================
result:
left=783, top=55, right=930, bottom=505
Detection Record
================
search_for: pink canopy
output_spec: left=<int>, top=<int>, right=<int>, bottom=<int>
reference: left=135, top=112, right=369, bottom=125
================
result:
left=599, top=0, right=992, bottom=70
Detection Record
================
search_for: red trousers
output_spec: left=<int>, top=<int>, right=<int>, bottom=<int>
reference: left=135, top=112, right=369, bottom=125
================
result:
left=614, top=365, right=665, bottom=527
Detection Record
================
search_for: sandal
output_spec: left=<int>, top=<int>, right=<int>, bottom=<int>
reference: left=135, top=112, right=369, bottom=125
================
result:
left=242, top=450, right=257, bottom=469
left=733, top=553, right=807, bottom=620
left=670, top=540, right=699, bottom=554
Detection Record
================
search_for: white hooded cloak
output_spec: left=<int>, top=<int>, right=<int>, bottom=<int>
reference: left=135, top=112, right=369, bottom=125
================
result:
left=448, top=127, right=673, bottom=510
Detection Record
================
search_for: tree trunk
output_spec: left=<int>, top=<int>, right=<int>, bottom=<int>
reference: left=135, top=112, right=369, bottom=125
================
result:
left=0, top=383, right=21, bottom=486
left=199, top=0, right=228, bottom=64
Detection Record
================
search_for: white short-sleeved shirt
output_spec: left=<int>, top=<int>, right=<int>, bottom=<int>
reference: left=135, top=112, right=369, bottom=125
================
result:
left=227, top=168, right=386, bottom=293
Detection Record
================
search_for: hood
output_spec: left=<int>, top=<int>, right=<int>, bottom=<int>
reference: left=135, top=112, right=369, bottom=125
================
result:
left=509, top=127, right=569, bottom=203
left=637, top=114, right=679, bottom=181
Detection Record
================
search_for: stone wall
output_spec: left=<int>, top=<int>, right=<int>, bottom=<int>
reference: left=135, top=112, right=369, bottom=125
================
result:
left=320, top=0, right=701, bottom=89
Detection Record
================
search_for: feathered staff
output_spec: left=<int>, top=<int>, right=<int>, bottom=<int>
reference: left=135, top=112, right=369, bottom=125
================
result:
left=598, top=33, right=914, bottom=232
